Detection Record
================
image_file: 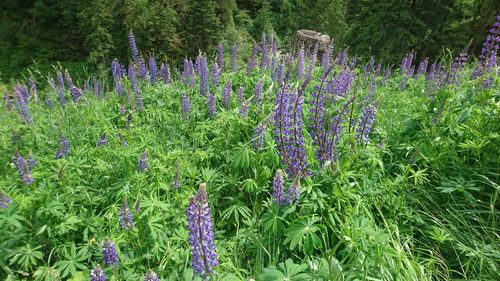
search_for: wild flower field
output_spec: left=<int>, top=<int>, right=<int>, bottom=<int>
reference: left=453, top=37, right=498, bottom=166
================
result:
left=1, top=19, right=499, bottom=281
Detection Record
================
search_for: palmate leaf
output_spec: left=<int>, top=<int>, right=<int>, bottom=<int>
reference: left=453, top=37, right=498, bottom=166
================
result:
left=221, top=200, right=251, bottom=227
left=261, top=259, right=311, bottom=281
left=54, top=243, right=88, bottom=278
left=284, top=216, right=324, bottom=255
left=9, top=244, right=44, bottom=271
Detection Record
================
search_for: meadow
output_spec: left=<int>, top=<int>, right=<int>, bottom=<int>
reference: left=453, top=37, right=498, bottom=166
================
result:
left=0, top=21, right=499, bottom=280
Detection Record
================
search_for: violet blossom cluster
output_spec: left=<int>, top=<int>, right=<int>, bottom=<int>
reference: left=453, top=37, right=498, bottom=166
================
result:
left=144, top=270, right=160, bottom=281
left=206, top=93, right=217, bottom=118
left=272, top=169, right=286, bottom=206
left=273, top=86, right=309, bottom=179
left=222, top=80, right=232, bottom=110
left=55, top=134, right=71, bottom=159
left=149, top=56, right=158, bottom=84
left=138, top=150, right=149, bottom=172
left=119, top=198, right=135, bottom=229
left=252, top=80, right=264, bottom=105
left=356, top=103, right=378, bottom=144
left=181, top=94, right=191, bottom=119
left=0, top=192, right=12, bottom=209
left=198, top=55, right=210, bottom=96
left=64, top=71, right=82, bottom=102
left=183, top=58, right=196, bottom=87
left=128, top=64, right=144, bottom=111
left=90, top=265, right=106, bottom=281
left=186, top=183, right=218, bottom=279
left=12, top=151, right=35, bottom=185
left=211, top=64, right=219, bottom=88
left=102, top=239, right=119, bottom=267
left=13, top=85, right=33, bottom=125
left=128, top=30, right=140, bottom=62
left=160, top=63, right=171, bottom=84
left=247, top=45, right=258, bottom=74
left=296, top=46, right=305, bottom=78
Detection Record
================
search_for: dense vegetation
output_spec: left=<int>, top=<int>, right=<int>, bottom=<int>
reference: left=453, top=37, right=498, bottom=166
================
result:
left=1, top=13, right=499, bottom=281
left=1, top=0, right=499, bottom=80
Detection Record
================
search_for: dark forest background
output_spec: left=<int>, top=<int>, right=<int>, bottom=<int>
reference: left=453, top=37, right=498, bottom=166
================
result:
left=0, top=0, right=499, bottom=81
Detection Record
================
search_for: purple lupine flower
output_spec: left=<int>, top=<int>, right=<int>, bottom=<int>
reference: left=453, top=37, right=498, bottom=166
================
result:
left=115, top=78, right=125, bottom=96
left=137, top=56, right=148, bottom=81
left=144, top=270, right=159, bottom=281
left=160, top=63, right=171, bottom=84
left=322, top=43, right=333, bottom=77
left=231, top=44, right=238, bottom=72
left=45, top=95, right=54, bottom=109
left=119, top=198, right=135, bottom=229
left=0, top=192, right=12, bottom=209
left=13, top=85, right=33, bottom=125
left=479, top=16, right=500, bottom=66
left=128, top=64, right=144, bottom=111
left=27, top=150, right=36, bottom=168
left=198, top=55, right=210, bottom=96
left=55, top=134, right=71, bottom=159
left=332, top=69, right=355, bottom=97
left=172, top=159, right=181, bottom=189
left=102, top=239, right=119, bottom=266
left=93, top=77, right=103, bottom=98
left=210, top=64, right=219, bottom=88
left=96, top=133, right=108, bottom=147
left=336, top=49, right=348, bottom=68
left=57, top=86, right=66, bottom=107
left=272, top=170, right=286, bottom=205
left=12, top=152, right=34, bottom=185
left=148, top=56, right=158, bottom=84
left=57, top=70, right=66, bottom=90
left=253, top=80, right=264, bottom=105
left=253, top=121, right=267, bottom=150
left=286, top=176, right=301, bottom=204
left=247, top=44, right=258, bottom=74
left=183, top=58, right=196, bottom=87
left=111, top=59, right=122, bottom=80
left=69, top=85, right=83, bottom=103
left=138, top=150, right=149, bottom=172
left=273, top=86, right=309, bottom=178
left=180, top=94, right=191, bottom=119
left=239, top=101, right=249, bottom=118
left=28, top=77, right=39, bottom=103
left=84, top=79, right=91, bottom=93
left=206, top=93, right=217, bottom=117
left=297, top=46, right=305, bottom=78
left=237, top=86, right=245, bottom=102
left=129, top=30, right=140, bottom=62
left=309, top=85, right=327, bottom=164
left=186, top=183, right=218, bottom=278
left=217, top=43, right=224, bottom=73
left=222, top=80, right=232, bottom=110
left=269, top=33, right=276, bottom=57
left=417, top=58, right=429, bottom=76
left=356, top=103, right=378, bottom=144
left=90, top=265, right=106, bottom=281
left=260, top=32, right=268, bottom=69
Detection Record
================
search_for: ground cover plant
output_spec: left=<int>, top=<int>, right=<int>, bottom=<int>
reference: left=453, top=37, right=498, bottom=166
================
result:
left=1, top=18, right=499, bottom=281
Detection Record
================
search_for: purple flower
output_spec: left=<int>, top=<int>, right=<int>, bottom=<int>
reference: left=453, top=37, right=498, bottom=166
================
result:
left=239, top=101, right=249, bottom=118
left=297, top=47, right=305, bottom=78
left=27, top=150, right=36, bottom=168
left=273, top=86, right=309, bottom=178
left=65, top=71, right=82, bottom=102
left=186, top=183, right=218, bottom=278
left=102, top=239, right=119, bottom=267
left=306, top=43, right=319, bottom=79
left=237, top=86, right=245, bottom=102
left=211, top=64, right=219, bottom=88
left=12, top=151, right=34, bottom=185
left=183, top=58, right=196, bottom=87
left=13, top=85, right=33, bottom=125
left=272, top=170, right=286, bottom=206
left=222, top=80, right=232, bottom=110
left=253, top=121, right=267, bottom=150
left=0, top=192, right=12, bottom=209
left=286, top=176, right=301, bottom=204
left=56, top=134, right=71, bottom=159
left=253, top=80, right=264, bottom=105
left=137, top=56, right=148, bottom=81
left=138, top=150, right=149, bottom=172
left=206, top=93, right=217, bottom=117
left=28, top=77, right=39, bottom=103
left=181, top=94, right=191, bottom=119
left=57, top=70, right=66, bottom=90
left=93, top=77, right=102, bottom=98
left=231, top=44, right=238, bottom=72
left=129, top=30, right=140, bottom=62
left=128, top=64, right=144, bottom=111
left=90, top=265, right=106, bottom=281
left=356, top=104, right=378, bottom=144
left=260, top=32, right=268, bottom=69
left=149, top=56, right=158, bottom=84
left=160, top=63, right=171, bottom=84
left=111, top=59, right=122, bottom=80
left=96, top=133, right=108, bottom=147
left=247, top=45, right=258, bottom=74
left=322, top=43, right=333, bottom=76
left=198, top=55, right=210, bottom=96
left=217, top=43, right=224, bottom=73
left=144, top=270, right=159, bottom=281
left=417, top=58, right=429, bottom=76
left=119, top=198, right=135, bottom=229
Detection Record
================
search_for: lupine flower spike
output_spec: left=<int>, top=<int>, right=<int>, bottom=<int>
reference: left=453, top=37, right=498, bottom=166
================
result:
left=186, top=183, right=218, bottom=279
left=102, top=239, right=119, bottom=266
left=90, top=265, right=106, bottom=281
left=119, top=198, right=135, bottom=229
left=272, top=170, right=286, bottom=206
left=138, top=150, right=149, bottom=172
left=0, top=192, right=12, bottom=209
left=144, top=270, right=160, bottom=281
